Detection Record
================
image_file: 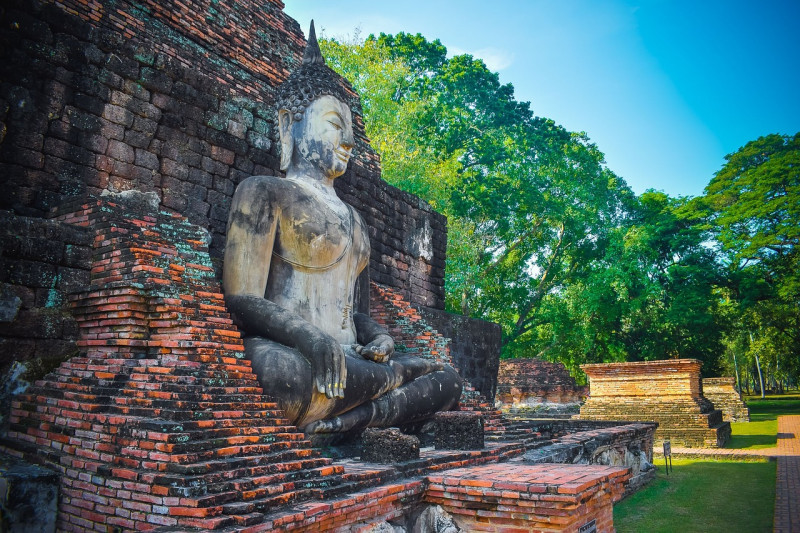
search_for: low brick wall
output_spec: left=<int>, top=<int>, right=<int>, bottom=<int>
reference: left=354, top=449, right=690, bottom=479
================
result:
left=523, top=422, right=657, bottom=495
left=496, top=358, right=587, bottom=410
left=579, top=359, right=731, bottom=447
left=703, top=377, right=750, bottom=422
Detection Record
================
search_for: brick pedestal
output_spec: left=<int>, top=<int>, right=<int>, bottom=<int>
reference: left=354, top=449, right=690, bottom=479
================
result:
left=579, top=359, right=731, bottom=447
left=5, top=196, right=345, bottom=531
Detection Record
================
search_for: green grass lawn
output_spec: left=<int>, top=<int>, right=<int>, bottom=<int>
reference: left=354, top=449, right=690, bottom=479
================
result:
left=614, top=458, right=776, bottom=533
left=615, top=391, right=800, bottom=532
left=726, top=393, right=800, bottom=450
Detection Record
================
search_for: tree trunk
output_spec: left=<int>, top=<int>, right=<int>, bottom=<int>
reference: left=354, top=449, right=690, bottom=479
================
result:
left=733, top=348, right=742, bottom=394
left=755, top=355, right=765, bottom=399
left=750, top=331, right=766, bottom=399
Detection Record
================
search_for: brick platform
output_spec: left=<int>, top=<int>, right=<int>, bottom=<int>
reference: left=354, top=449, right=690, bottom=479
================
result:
left=702, top=377, right=750, bottom=422
left=426, top=463, right=629, bottom=533
left=579, top=359, right=731, bottom=447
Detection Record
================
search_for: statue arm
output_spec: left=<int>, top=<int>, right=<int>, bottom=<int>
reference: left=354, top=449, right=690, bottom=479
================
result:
left=223, top=176, right=346, bottom=399
left=353, top=312, right=395, bottom=364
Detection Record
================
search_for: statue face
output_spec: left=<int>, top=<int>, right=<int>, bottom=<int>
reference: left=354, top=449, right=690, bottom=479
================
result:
left=291, top=95, right=354, bottom=179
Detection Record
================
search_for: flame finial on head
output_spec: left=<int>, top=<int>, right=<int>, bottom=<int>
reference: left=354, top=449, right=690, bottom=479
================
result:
left=303, top=20, right=324, bottom=65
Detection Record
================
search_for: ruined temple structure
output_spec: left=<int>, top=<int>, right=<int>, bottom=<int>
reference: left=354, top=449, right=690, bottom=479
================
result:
left=0, top=1, right=655, bottom=530
left=495, top=357, right=588, bottom=412
left=702, top=377, right=750, bottom=422
left=579, top=359, right=732, bottom=447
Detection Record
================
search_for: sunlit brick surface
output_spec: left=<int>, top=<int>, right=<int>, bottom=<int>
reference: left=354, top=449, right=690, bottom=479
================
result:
left=702, top=377, right=750, bottom=422
left=580, top=359, right=731, bottom=447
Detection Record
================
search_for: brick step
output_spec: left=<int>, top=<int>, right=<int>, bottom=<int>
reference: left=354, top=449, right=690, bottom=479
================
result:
left=119, top=397, right=279, bottom=410
left=228, top=512, right=265, bottom=527
left=22, top=384, right=269, bottom=406
left=311, top=480, right=362, bottom=500
left=170, top=368, right=256, bottom=380
left=167, top=440, right=316, bottom=465
left=155, top=458, right=334, bottom=494
left=104, top=406, right=288, bottom=421
left=485, top=429, right=540, bottom=440
left=220, top=488, right=314, bottom=516
left=49, top=388, right=274, bottom=408
left=52, top=364, right=254, bottom=382
left=161, top=432, right=306, bottom=455
left=155, top=385, right=264, bottom=396
left=157, top=465, right=341, bottom=500
left=135, top=417, right=297, bottom=433
left=164, top=448, right=321, bottom=476
left=159, top=426, right=303, bottom=444
left=56, top=357, right=242, bottom=369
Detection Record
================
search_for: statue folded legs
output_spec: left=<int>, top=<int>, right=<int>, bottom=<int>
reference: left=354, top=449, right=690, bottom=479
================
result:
left=222, top=23, right=462, bottom=435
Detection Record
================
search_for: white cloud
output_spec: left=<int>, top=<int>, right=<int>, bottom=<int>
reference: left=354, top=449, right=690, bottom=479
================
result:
left=449, top=46, right=513, bottom=72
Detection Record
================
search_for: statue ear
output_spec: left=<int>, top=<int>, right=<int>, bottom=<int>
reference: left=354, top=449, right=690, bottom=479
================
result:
left=278, top=108, right=294, bottom=171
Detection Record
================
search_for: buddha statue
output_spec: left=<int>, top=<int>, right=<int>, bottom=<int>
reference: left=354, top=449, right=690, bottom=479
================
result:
left=222, top=22, right=462, bottom=435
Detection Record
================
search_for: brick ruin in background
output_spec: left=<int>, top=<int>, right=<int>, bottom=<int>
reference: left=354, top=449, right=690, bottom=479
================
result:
left=495, top=358, right=588, bottom=413
left=702, top=377, right=750, bottom=422
left=579, top=359, right=732, bottom=447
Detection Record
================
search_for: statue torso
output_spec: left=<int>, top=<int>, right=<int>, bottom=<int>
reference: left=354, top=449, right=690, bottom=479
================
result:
left=265, top=178, right=369, bottom=344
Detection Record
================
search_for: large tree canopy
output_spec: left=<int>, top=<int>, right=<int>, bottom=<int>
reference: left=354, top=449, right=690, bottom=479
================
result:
left=700, top=134, right=800, bottom=389
left=322, top=33, right=798, bottom=383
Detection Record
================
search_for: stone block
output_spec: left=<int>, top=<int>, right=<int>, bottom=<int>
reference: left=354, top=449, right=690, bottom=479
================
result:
left=433, top=411, right=484, bottom=450
left=361, top=427, right=420, bottom=463
left=0, top=453, right=58, bottom=533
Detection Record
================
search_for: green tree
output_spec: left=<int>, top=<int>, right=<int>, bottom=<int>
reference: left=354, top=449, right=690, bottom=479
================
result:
left=321, top=32, right=737, bottom=377
left=701, top=133, right=800, bottom=386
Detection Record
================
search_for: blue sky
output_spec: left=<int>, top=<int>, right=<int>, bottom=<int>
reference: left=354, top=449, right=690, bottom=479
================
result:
left=283, top=1, right=800, bottom=198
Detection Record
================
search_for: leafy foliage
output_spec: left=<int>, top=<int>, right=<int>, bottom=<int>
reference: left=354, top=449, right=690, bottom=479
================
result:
left=322, top=32, right=798, bottom=382
left=700, top=134, right=800, bottom=389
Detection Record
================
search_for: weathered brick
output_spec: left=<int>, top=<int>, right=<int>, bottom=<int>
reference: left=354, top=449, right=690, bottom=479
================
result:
left=107, top=140, right=134, bottom=164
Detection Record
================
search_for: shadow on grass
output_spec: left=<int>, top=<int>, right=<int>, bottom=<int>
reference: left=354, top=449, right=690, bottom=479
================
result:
left=614, top=458, right=775, bottom=533
left=726, top=433, right=777, bottom=448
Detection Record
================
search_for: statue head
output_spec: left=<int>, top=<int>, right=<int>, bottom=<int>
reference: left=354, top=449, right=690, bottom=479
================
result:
left=277, top=21, right=355, bottom=174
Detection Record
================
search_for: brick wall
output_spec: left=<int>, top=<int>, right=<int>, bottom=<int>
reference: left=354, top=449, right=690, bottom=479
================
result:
left=579, top=359, right=732, bottom=447
left=0, top=0, right=447, bottom=387
left=0, top=211, right=90, bottom=369
left=495, top=358, right=587, bottom=408
left=418, top=307, right=501, bottom=401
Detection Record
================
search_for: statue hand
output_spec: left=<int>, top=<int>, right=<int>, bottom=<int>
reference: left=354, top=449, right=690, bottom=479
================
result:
left=302, top=333, right=347, bottom=399
left=354, top=334, right=394, bottom=364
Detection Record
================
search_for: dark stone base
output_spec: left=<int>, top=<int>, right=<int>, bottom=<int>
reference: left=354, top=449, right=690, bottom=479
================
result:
left=434, top=411, right=484, bottom=450
left=361, top=428, right=420, bottom=463
left=0, top=452, right=58, bottom=533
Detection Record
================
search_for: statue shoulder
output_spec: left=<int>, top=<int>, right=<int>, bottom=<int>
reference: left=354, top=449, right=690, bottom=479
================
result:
left=231, top=175, right=299, bottom=209
left=233, top=175, right=285, bottom=198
